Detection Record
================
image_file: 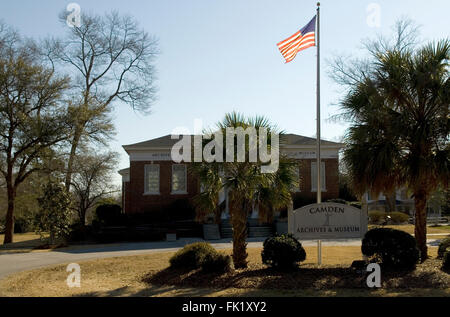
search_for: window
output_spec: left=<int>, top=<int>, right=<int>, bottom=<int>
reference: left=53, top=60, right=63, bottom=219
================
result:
left=172, top=164, right=187, bottom=193
left=291, top=165, right=300, bottom=192
left=144, top=164, right=160, bottom=194
left=311, top=161, right=326, bottom=191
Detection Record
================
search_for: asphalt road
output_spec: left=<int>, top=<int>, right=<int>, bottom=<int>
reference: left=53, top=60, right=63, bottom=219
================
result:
left=0, top=237, right=442, bottom=280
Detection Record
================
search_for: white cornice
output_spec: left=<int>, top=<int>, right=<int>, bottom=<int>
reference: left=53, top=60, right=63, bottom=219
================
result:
left=123, top=144, right=344, bottom=153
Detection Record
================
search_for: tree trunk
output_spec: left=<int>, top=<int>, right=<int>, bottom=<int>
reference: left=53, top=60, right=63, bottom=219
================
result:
left=49, top=231, right=55, bottom=246
left=229, top=198, right=248, bottom=269
left=414, top=190, right=428, bottom=261
left=79, top=208, right=86, bottom=226
left=214, top=198, right=225, bottom=225
left=3, top=185, right=16, bottom=244
left=385, top=191, right=396, bottom=213
left=65, top=128, right=82, bottom=190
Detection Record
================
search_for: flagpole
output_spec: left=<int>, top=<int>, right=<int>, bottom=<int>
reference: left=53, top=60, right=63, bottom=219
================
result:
left=316, top=2, right=322, bottom=267
left=316, top=2, right=321, bottom=205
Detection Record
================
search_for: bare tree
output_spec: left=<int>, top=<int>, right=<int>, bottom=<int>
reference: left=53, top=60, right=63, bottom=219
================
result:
left=0, top=22, right=70, bottom=244
left=328, top=18, right=421, bottom=91
left=44, top=11, right=158, bottom=190
left=70, top=150, right=119, bottom=225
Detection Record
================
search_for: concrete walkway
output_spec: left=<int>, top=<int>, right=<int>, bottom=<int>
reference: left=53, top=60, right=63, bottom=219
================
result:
left=0, top=237, right=442, bottom=280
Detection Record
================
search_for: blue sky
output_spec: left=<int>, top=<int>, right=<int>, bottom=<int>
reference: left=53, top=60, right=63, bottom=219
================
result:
left=1, top=0, right=449, bottom=184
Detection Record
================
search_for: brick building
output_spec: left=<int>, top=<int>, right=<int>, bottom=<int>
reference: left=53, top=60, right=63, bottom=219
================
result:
left=119, top=134, right=343, bottom=219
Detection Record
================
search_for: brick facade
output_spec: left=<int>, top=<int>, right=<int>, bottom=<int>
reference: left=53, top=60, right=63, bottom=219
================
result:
left=297, top=158, right=339, bottom=200
left=124, top=160, right=199, bottom=214
left=122, top=158, right=340, bottom=215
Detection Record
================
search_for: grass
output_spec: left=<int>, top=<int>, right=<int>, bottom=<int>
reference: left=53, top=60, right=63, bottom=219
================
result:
left=0, top=233, right=47, bottom=254
left=368, top=224, right=450, bottom=235
left=0, top=246, right=448, bottom=297
left=1, top=224, right=448, bottom=255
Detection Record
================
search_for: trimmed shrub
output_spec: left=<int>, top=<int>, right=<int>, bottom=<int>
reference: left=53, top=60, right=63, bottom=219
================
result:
left=261, top=234, right=306, bottom=270
left=201, top=252, right=231, bottom=273
left=326, top=198, right=348, bottom=205
left=166, top=199, right=196, bottom=222
left=169, top=242, right=217, bottom=269
left=292, top=194, right=316, bottom=210
left=443, top=251, right=450, bottom=271
left=438, top=237, right=450, bottom=259
left=362, top=228, right=420, bottom=270
left=368, top=210, right=386, bottom=224
left=349, top=201, right=362, bottom=209
left=68, top=223, right=93, bottom=242
left=95, top=204, right=123, bottom=226
left=389, top=212, right=409, bottom=224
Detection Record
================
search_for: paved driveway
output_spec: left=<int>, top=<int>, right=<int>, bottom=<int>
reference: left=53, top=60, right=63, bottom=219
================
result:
left=0, top=237, right=441, bottom=280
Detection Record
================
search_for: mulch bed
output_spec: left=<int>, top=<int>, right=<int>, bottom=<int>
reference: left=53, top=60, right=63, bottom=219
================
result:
left=143, top=259, right=450, bottom=290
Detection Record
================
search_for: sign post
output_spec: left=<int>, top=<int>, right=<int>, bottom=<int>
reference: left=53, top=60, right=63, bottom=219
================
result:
left=317, top=240, right=322, bottom=266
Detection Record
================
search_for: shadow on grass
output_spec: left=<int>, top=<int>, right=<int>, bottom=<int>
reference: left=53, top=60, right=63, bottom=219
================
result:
left=0, top=238, right=43, bottom=253
left=142, top=265, right=367, bottom=290
left=72, top=259, right=450, bottom=297
left=141, top=258, right=450, bottom=292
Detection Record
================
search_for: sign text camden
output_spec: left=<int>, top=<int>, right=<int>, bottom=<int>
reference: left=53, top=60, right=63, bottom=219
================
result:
left=289, top=203, right=368, bottom=240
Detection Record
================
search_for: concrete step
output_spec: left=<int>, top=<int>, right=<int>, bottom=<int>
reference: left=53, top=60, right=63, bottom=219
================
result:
left=221, top=219, right=271, bottom=227
left=220, top=222, right=273, bottom=239
left=248, top=226, right=272, bottom=238
left=220, top=227, right=233, bottom=238
left=247, top=218, right=271, bottom=227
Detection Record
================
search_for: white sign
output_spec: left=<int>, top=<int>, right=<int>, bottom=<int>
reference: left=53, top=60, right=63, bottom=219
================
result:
left=129, top=151, right=172, bottom=161
left=289, top=203, right=368, bottom=240
left=284, top=149, right=339, bottom=159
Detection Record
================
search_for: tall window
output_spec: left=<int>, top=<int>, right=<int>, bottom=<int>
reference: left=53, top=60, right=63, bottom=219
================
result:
left=172, top=164, right=187, bottom=193
left=144, top=164, right=160, bottom=194
left=311, top=161, right=326, bottom=191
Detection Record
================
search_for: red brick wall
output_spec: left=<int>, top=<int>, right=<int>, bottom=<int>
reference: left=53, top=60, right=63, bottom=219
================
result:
left=126, top=161, right=199, bottom=214
left=297, top=159, right=339, bottom=200
left=122, top=181, right=130, bottom=214
left=123, top=158, right=339, bottom=214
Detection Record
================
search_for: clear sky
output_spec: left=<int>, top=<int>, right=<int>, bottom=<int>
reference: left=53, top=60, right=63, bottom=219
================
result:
left=1, top=0, right=449, bottom=184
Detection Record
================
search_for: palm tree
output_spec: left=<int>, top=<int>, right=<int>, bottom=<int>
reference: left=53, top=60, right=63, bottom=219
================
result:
left=341, top=40, right=449, bottom=259
left=190, top=112, right=297, bottom=268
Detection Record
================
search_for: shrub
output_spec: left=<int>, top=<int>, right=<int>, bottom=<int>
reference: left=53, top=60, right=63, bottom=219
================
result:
left=443, top=251, right=450, bottom=271
left=261, top=234, right=306, bottom=270
left=68, top=223, right=93, bottom=242
left=362, top=228, right=420, bottom=270
left=349, top=201, right=362, bottom=209
left=35, top=182, right=72, bottom=244
left=292, top=194, right=316, bottom=210
left=166, top=199, right=196, bottom=221
left=201, top=252, right=231, bottom=273
left=169, top=242, right=217, bottom=269
left=368, top=210, right=386, bottom=224
left=389, top=211, right=409, bottom=224
left=438, top=237, right=450, bottom=259
left=95, top=204, right=123, bottom=226
left=326, top=198, right=348, bottom=205
left=13, top=215, right=35, bottom=233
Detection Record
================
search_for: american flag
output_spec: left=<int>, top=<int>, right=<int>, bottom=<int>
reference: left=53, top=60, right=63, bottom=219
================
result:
left=277, top=15, right=316, bottom=63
